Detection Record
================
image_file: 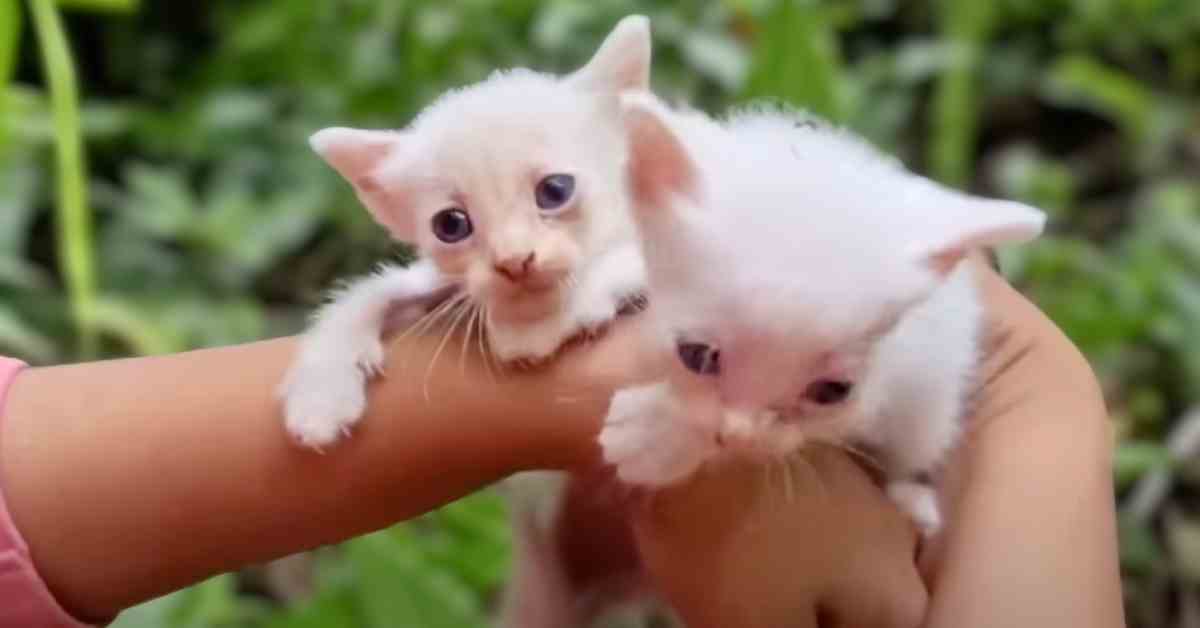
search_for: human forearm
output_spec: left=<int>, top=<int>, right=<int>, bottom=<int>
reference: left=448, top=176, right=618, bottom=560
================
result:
left=0, top=333, right=603, bottom=621
left=922, top=263, right=1124, bottom=627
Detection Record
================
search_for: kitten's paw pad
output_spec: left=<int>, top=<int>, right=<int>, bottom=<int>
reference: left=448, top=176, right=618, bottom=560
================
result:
left=281, top=365, right=369, bottom=449
left=599, top=390, right=712, bottom=487
left=887, top=481, right=941, bottom=536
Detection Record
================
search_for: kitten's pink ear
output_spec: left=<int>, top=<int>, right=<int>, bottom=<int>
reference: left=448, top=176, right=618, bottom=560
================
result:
left=310, top=127, right=413, bottom=240
left=569, top=15, right=651, bottom=94
left=909, top=194, right=1046, bottom=275
left=621, top=93, right=697, bottom=210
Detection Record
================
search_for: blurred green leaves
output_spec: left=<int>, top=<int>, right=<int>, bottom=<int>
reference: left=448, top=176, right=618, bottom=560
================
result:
left=742, top=0, right=845, bottom=121
left=107, top=494, right=512, bottom=628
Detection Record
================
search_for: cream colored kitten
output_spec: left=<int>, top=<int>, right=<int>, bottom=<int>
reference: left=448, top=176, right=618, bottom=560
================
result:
left=278, top=17, right=654, bottom=628
left=280, top=18, right=649, bottom=448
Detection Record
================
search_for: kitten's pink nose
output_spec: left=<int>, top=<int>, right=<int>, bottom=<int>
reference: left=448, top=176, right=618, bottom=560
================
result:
left=493, top=252, right=536, bottom=283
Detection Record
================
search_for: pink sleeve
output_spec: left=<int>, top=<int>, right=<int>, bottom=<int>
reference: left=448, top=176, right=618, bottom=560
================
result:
left=0, top=357, right=96, bottom=627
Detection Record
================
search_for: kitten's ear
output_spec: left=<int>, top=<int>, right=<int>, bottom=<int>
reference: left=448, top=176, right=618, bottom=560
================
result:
left=569, top=15, right=651, bottom=95
left=310, top=127, right=414, bottom=240
left=909, top=191, right=1046, bottom=275
left=621, top=93, right=698, bottom=211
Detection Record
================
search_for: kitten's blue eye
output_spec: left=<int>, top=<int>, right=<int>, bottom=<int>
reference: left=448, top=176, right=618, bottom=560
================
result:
left=804, top=380, right=853, bottom=405
left=431, top=208, right=473, bottom=243
left=677, top=341, right=719, bottom=376
left=535, top=174, right=575, bottom=211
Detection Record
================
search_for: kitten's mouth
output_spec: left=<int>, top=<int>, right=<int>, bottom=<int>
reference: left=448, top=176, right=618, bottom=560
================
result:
left=488, top=286, right=564, bottom=323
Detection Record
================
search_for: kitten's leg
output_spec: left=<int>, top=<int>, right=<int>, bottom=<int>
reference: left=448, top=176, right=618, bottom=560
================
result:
left=570, top=242, right=646, bottom=335
left=885, top=478, right=941, bottom=536
left=279, top=260, right=454, bottom=448
left=599, top=382, right=717, bottom=487
left=496, top=472, right=580, bottom=628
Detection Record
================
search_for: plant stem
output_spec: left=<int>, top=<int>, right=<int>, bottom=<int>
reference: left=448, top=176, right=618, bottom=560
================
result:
left=0, top=0, right=19, bottom=88
left=928, top=0, right=994, bottom=188
left=28, top=0, right=98, bottom=358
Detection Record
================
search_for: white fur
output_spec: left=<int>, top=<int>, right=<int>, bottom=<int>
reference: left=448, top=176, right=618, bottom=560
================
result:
left=279, top=259, right=447, bottom=448
left=281, top=16, right=650, bottom=447
left=600, top=95, right=1045, bottom=535
left=279, top=16, right=654, bottom=628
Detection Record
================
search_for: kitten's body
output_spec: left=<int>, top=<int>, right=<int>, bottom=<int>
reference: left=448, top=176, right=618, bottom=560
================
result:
left=600, top=97, right=1045, bottom=533
left=279, top=17, right=654, bottom=628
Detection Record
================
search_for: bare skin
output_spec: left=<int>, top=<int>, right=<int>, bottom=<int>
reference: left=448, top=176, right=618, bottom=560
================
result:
left=0, top=256, right=1121, bottom=626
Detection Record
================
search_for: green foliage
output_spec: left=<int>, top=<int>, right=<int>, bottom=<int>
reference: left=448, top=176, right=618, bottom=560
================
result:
left=4, top=0, right=1200, bottom=626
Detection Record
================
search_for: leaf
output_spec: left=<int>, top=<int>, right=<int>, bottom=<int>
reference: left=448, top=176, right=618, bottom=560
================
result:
left=0, top=158, right=40, bottom=255
left=29, top=0, right=99, bottom=357
left=1042, top=55, right=1151, bottom=144
left=0, top=306, right=57, bottom=363
left=0, top=0, right=19, bottom=89
left=681, top=30, right=748, bottom=91
left=347, top=529, right=488, bottom=628
left=54, top=0, right=139, bottom=13
left=264, top=589, right=360, bottom=628
left=1115, top=440, right=1173, bottom=490
left=1119, top=512, right=1165, bottom=576
left=928, top=0, right=995, bottom=186
left=741, top=0, right=845, bottom=121
left=90, top=297, right=184, bottom=356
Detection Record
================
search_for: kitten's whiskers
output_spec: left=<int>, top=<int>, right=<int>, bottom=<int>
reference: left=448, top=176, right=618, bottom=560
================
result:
left=423, top=300, right=472, bottom=402
left=460, top=304, right=478, bottom=376
left=392, top=292, right=467, bottom=367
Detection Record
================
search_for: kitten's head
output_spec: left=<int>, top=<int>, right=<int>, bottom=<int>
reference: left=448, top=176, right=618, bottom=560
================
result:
left=310, top=16, right=651, bottom=324
left=621, top=95, right=1045, bottom=455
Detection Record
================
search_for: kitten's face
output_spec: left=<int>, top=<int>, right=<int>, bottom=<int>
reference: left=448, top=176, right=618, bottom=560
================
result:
left=621, top=95, right=1045, bottom=457
left=376, top=93, right=624, bottom=323
left=310, top=16, right=650, bottom=324
left=650, top=215, right=929, bottom=456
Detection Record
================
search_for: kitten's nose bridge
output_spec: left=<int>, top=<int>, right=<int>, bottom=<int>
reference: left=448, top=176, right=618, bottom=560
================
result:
left=493, top=251, right=536, bottom=282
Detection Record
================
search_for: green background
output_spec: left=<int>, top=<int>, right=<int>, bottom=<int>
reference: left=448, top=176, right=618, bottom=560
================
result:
left=2, top=0, right=1198, bottom=626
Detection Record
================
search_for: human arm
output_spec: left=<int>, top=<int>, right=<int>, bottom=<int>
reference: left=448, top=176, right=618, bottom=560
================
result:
left=919, top=257, right=1123, bottom=627
left=0, top=329, right=629, bottom=623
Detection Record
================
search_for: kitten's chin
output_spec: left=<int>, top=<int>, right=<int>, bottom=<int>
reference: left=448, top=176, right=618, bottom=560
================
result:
left=487, top=288, right=565, bottom=325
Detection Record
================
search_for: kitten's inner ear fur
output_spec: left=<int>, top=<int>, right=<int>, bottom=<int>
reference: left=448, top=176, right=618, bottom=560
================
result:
left=568, top=15, right=651, bottom=95
left=912, top=196, right=1046, bottom=276
left=622, top=94, right=697, bottom=211
left=310, top=126, right=412, bottom=239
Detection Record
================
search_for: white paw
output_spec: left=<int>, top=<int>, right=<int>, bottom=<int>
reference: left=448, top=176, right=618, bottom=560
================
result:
left=598, top=387, right=714, bottom=487
left=887, top=480, right=942, bottom=537
left=280, top=362, right=370, bottom=449
left=573, top=294, right=618, bottom=334
left=357, top=338, right=386, bottom=378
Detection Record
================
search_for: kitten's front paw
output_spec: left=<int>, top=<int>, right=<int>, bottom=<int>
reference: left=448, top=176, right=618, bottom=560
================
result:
left=574, top=297, right=618, bottom=337
left=280, top=363, right=369, bottom=449
left=886, top=480, right=942, bottom=537
left=599, top=387, right=713, bottom=487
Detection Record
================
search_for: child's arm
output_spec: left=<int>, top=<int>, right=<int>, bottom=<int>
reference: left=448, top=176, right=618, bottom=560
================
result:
left=0, top=330, right=624, bottom=623
left=920, top=258, right=1123, bottom=628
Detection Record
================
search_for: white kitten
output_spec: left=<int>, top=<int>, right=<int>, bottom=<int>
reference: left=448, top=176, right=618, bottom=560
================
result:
left=280, top=17, right=650, bottom=448
left=278, top=16, right=655, bottom=628
left=598, top=94, right=1046, bottom=535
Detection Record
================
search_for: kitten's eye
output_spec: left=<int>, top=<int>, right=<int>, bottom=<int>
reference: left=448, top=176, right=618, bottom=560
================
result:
left=535, top=174, right=575, bottom=211
left=431, top=208, right=473, bottom=243
left=676, top=341, right=720, bottom=376
left=804, top=380, right=853, bottom=405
